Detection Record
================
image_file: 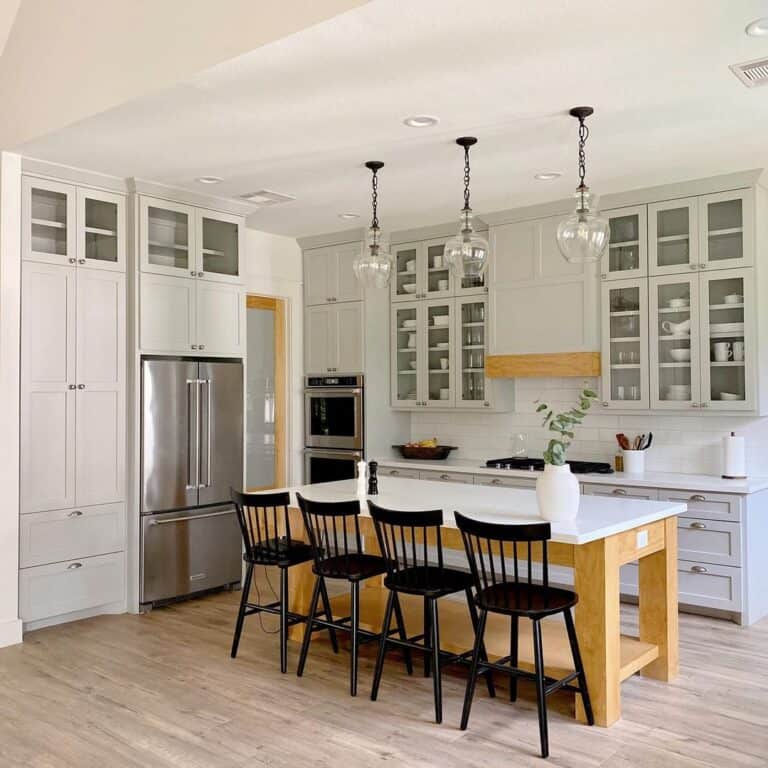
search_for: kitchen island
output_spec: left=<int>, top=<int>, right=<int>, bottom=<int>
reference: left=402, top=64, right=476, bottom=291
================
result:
left=278, top=476, right=686, bottom=727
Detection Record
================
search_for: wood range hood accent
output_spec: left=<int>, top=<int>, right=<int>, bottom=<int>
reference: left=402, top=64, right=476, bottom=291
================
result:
left=486, top=352, right=601, bottom=379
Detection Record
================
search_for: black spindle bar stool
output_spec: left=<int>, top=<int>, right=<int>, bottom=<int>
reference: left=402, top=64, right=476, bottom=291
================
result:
left=455, top=512, right=594, bottom=759
left=368, top=501, right=495, bottom=724
left=296, top=493, right=409, bottom=696
left=230, top=489, right=336, bottom=673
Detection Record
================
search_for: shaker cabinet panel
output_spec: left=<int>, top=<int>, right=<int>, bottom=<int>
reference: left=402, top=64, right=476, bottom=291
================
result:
left=196, top=282, right=244, bottom=355
left=335, top=302, right=364, bottom=374
left=305, top=302, right=363, bottom=374
left=140, top=273, right=196, bottom=354
left=335, top=244, right=364, bottom=303
left=304, top=243, right=362, bottom=305
left=305, top=304, right=336, bottom=374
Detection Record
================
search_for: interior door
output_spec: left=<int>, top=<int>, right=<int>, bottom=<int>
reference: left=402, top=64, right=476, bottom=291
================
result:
left=198, top=361, right=244, bottom=507
left=141, top=358, right=199, bottom=513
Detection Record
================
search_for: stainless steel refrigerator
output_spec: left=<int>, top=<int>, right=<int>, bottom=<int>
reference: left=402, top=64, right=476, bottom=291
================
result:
left=140, top=357, right=243, bottom=609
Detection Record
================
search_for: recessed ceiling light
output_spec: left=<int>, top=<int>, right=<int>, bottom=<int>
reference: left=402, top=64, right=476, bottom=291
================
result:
left=338, top=212, right=360, bottom=220
left=746, top=17, right=768, bottom=36
left=534, top=172, right=562, bottom=181
left=403, top=115, right=440, bottom=128
left=195, top=175, right=223, bottom=184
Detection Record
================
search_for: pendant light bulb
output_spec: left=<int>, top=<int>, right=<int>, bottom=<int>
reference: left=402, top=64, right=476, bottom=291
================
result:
left=556, top=107, right=609, bottom=264
left=353, top=161, right=394, bottom=288
left=444, top=137, right=490, bottom=279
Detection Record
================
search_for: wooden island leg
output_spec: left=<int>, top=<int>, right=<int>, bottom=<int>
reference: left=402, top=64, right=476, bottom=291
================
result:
left=638, top=517, right=679, bottom=681
left=573, top=536, right=621, bottom=727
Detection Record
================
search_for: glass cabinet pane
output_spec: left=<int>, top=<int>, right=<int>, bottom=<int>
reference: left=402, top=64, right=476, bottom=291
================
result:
left=31, top=187, right=68, bottom=256
left=394, top=305, right=418, bottom=402
left=607, top=285, right=643, bottom=402
left=202, top=216, right=238, bottom=276
left=147, top=206, right=190, bottom=271
left=426, top=303, right=452, bottom=403
left=458, top=300, right=486, bottom=404
left=705, top=198, right=743, bottom=264
left=393, top=245, right=419, bottom=300
left=703, top=274, right=746, bottom=404
left=425, top=242, right=451, bottom=296
left=84, top=197, right=118, bottom=264
left=655, top=206, right=692, bottom=270
left=655, top=280, right=695, bottom=404
left=607, top=212, right=641, bottom=276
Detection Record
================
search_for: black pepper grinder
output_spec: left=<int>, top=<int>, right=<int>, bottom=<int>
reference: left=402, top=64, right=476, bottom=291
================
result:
left=367, top=461, right=379, bottom=495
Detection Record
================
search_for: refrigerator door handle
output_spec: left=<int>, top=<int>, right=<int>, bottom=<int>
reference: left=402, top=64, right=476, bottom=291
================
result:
left=205, top=378, right=212, bottom=488
left=148, top=508, right=234, bottom=526
left=185, top=379, right=200, bottom=490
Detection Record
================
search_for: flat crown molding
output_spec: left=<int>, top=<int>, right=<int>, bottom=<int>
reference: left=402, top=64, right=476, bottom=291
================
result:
left=389, top=217, right=488, bottom=246
left=22, top=156, right=128, bottom=194
left=298, top=227, right=366, bottom=251
left=128, top=178, right=252, bottom=217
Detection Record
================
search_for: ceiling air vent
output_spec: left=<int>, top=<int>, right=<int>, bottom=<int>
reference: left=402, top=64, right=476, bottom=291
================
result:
left=730, top=56, right=768, bottom=87
left=239, top=189, right=296, bottom=207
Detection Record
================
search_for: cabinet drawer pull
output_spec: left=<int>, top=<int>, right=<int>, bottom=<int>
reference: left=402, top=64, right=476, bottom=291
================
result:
left=612, top=488, right=628, bottom=496
left=67, top=510, right=83, bottom=517
left=490, top=478, right=502, bottom=485
left=689, top=494, right=706, bottom=502
left=439, top=474, right=450, bottom=480
left=389, top=469, right=399, bottom=476
left=690, top=565, right=708, bottom=573
left=67, top=562, right=83, bottom=570
left=689, top=521, right=707, bottom=529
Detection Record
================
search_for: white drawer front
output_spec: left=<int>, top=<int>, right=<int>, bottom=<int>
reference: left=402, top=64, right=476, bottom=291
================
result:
left=622, top=560, right=741, bottom=612
left=659, top=490, right=741, bottom=522
left=582, top=483, right=659, bottom=500
left=678, top=518, right=741, bottom=567
left=19, top=552, right=125, bottom=622
left=378, top=466, right=420, bottom=480
left=20, top=503, right=125, bottom=568
left=475, top=474, right=537, bottom=489
left=419, top=470, right=473, bottom=484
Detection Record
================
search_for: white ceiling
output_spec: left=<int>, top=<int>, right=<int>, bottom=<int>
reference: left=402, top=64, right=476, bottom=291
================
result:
left=18, top=0, right=768, bottom=238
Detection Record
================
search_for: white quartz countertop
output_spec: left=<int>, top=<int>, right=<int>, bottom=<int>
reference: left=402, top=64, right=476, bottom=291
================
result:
left=375, top=457, right=768, bottom=495
left=278, top=477, right=686, bottom=546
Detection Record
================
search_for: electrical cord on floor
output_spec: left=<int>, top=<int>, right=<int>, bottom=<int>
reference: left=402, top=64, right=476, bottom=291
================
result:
left=251, top=567, right=280, bottom=635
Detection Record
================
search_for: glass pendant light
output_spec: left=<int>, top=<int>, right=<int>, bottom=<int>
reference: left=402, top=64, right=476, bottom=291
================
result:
left=556, top=106, right=610, bottom=264
left=353, top=161, right=393, bottom=288
left=444, top=137, right=490, bottom=279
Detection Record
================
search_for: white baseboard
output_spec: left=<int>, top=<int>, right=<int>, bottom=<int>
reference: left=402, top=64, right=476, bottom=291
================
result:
left=0, top=618, right=23, bottom=648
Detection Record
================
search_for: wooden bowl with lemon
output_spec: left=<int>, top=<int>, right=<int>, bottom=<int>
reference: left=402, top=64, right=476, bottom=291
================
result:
left=393, top=439, right=457, bottom=460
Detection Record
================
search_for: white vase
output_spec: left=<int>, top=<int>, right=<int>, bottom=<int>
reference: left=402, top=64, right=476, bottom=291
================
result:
left=536, top=463, right=580, bottom=522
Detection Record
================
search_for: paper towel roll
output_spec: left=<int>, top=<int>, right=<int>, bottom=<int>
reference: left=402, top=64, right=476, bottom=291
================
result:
left=357, top=460, right=368, bottom=496
left=722, top=432, right=746, bottom=479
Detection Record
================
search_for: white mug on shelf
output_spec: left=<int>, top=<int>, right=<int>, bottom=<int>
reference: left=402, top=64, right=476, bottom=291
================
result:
left=713, top=342, right=732, bottom=362
left=433, top=255, right=443, bottom=269
left=732, top=341, right=745, bottom=361
left=440, top=358, right=449, bottom=370
left=437, top=279, right=449, bottom=291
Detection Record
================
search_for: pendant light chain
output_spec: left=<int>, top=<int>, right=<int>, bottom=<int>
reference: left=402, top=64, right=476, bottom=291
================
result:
left=577, top=116, right=589, bottom=191
left=370, top=166, right=379, bottom=229
left=463, top=144, right=472, bottom=212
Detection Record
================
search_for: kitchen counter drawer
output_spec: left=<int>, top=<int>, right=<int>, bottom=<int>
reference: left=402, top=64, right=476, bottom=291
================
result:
left=378, top=466, right=420, bottom=480
left=678, top=518, right=741, bottom=566
left=419, top=469, right=473, bottom=484
left=659, top=490, right=741, bottom=522
left=19, top=503, right=125, bottom=568
left=19, top=552, right=125, bottom=622
left=622, top=559, right=741, bottom=612
left=582, top=483, right=659, bottom=500
left=475, top=474, right=537, bottom=489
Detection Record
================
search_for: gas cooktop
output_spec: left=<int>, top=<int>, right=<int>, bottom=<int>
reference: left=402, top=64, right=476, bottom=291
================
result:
left=485, top=457, right=614, bottom=475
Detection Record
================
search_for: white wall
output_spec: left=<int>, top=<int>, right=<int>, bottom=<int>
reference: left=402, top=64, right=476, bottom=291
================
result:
left=0, top=152, right=22, bottom=647
left=243, top=228, right=304, bottom=484
left=411, top=376, right=768, bottom=477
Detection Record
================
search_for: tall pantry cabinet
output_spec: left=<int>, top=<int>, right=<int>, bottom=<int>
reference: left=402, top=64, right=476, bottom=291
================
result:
left=19, top=177, right=127, bottom=628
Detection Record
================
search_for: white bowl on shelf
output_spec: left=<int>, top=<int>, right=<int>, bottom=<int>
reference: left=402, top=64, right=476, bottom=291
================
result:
left=405, top=260, right=416, bottom=273
left=433, top=315, right=450, bottom=327
left=401, top=319, right=416, bottom=329
left=435, top=341, right=449, bottom=349
left=719, top=392, right=741, bottom=401
left=402, top=283, right=417, bottom=294
left=408, top=360, right=417, bottom=369
left=666, top=385, right=691, bottom=401
left=723, top=294, right=743, bottom=305
left=669, top=349, right=691, bottom=362
left=668, top=298, right=690, bottom=308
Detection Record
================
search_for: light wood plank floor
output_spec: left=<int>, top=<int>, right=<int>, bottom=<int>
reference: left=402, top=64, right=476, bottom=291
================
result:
left=1, top=587, right=767, bottom=767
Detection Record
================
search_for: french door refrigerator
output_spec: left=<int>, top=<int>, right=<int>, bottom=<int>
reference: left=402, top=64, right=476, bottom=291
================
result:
left=141, top=357, right=243, bottom=608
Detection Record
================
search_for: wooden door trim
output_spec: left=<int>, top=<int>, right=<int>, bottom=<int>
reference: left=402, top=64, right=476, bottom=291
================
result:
left=246, top=294, right=286, bottom=489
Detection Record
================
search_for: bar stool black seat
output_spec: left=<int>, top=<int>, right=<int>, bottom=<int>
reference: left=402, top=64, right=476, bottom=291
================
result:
left=296, top=493, right=409, bottom=696
left=455, top=511, right=594, bottom=759
left=230, top=489, right=335, bottom=673
left=368, top=501, right=496, bottom=724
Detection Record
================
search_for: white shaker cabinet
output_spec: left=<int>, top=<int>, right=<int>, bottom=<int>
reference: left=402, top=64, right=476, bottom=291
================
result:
left=197, top=280, right=245, bottom=355
left=304, top=243, right=363, bottom=305
left=305, top=302, right=364, bottom=374
left=139, top=273, right=196, bottom=353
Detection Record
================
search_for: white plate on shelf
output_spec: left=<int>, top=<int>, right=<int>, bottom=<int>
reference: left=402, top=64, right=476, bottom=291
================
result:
left=711, top=322, right=744, bottom=334
left=402, top=283, right=417, bottom=294
left=401, top=319, right=416, bottom=329
left=719, top=392, right=742, bottom=401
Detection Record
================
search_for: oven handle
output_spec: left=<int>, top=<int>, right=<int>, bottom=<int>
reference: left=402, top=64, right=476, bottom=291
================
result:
left=304, top=388, right=363, bottom=396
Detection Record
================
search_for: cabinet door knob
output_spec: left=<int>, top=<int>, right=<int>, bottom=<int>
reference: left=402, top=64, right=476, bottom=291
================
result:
left=77, top=384, right=85, bottom=390
left=439, top=473, right=450, bottom=480
left=390, top=469, right=399, bottom=476
left=689, top=263, right=698, bottom=270
left=700, top=402, right=709, bottom=408
left=699, top=263, right=707, bottom=270
left=68, top=384, right=76, bottom=390
left=67, top=562, right=83, bottom=570
left=691, top=403, right=699, bottom=408
left=190, top=270, right=196, bottom=277
left=78, top=259, right=86, bottom=265
left=192, top=344, right=198, bottom=350
left=67, top=510, right=83, bottom=517
left=612, top=488, right=628, bottom=496
left=601, top=273, right=607, bottom=279
left=690, top=521, right=707, bottom=529
left=690, top=494, right=706, bottom=502
left=690, top=565, right=708, bottom=574
left=483, top=401, right=490, bottom=407
left=491, top=478, right=502, bottom=485
left=601, top=401, right=609, bottom=407
left=198, top=271, right=204, bottom=277
left=199, top=344, right=205, bottom=350
left=68, top=257, right=76, bottom=264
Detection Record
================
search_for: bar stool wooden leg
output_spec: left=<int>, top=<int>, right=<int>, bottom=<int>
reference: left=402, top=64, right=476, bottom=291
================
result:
left=279, top=567, right=289, bottom=673
left=350, top=581, right=360, bottom=696
left=392, top=592, right=413, bottom=675
left=371, top=590, right=395, bottom=701
left=465, top=588, right=495, bottom=698
left=509, top=614, right=519, bottom=701
left=429, top=598, right=442, bottom=724
left=460, top=608, right=488, bottom=731
left=231, top=562, right=253, bottom=659
left=423, top=596, right=431, bottom=678
left=297, top=576, right=321, bottom=677
left=318, top=577, right=339, bottom=653
left=532, top=619, right=549, bottom=758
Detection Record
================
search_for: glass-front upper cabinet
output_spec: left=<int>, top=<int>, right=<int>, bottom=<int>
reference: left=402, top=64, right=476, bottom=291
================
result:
left=77, top=188, right=125, bottom=271
left=600, top=279, right=649, bottom=409
left=699, top=269, right=755, bottom=410
left=391, top=242, right=421, bottom=302
left=649, top=198, right=698, bottom=276
left=22, top=178, right=76, bottom=266
left=196, top=210, right=242, bottom=284
left=699, top=190, right=754, bottom=272
left=649, top=275, right=701, bottom=409
left=424, top=299, right=454, bottom=407
left=423, top=239, right=454, bottom=299
left=455, top=297, right=490, bottom=408
left=391, top=302, right=421, bottom=407
left=140, top=197, right=195, bottom=278
left=601, top=206, right=647, bottom=281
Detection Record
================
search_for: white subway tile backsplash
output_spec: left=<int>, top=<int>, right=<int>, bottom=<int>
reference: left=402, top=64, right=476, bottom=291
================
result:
left=411, top=377, right=768, bottom=476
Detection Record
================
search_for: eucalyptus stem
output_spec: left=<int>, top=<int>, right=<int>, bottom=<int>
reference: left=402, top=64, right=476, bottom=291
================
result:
left=536, top=385, right=598, bottom=466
